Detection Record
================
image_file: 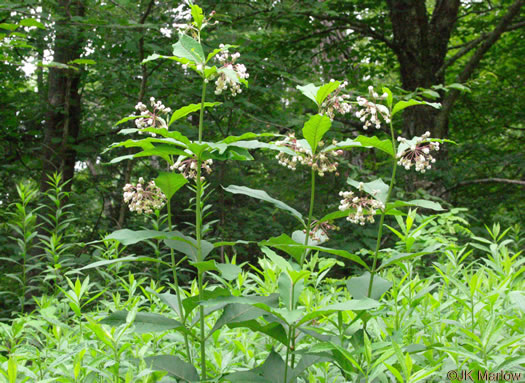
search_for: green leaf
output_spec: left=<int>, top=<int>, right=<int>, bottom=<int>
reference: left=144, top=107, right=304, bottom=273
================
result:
left=154, top=172, right=187, bottom=200
left=76, top=256, right=169, bottom=271
left=68, top=58, right=96, bottom=65
left=211, top=303, right=268, bottom=334
left=377, top=243, right=442, bottom=270
left=172, top=33, right=204, bottom=63
left=302, top=114, right=331, bottom=154
left=298, top=299, right=380, bottom=325
left=392, top=99, right=441, bottom=117
left=229, top=320, right=288, bottom=345
left=355, top=135, right=395, bottom=157
left=316, top=81, right=340, bottom=105
left=20, top=18, right=45, bottom=29
left=206, top=44, right=235, bottom=63
left=224, top=185, right=304, bottom=225
left=260, top=234, right=367, bottom=268
left=182, top=288, right=231, bottom=315
left=387, top=199, right=444, bottom=212
left=134, top=145, right=189, bottom=162
left=145, top=355, right=199, bottom=382
left=169, top=102, right=221, bottom=126
left=278, top=273, right=303, bottom=310
left=220, top=132, right=276, bottom=144
left=114, top=115, right=143, bottom=126
left=101, top=311, right=182, bottom=333
left=216, top=262, right=242, bottom=281
left=0, top=23, right=18, bottom=31
left=392, top=99, right=424, bottom=117
left=347, top=178, right=389, bottom=205
left=324, top=135, right=394, bottom=157
left=346, top=272, right=392, bottom=300
left=190, top=4, right=204, bottom=28
left=509, top=291, right=525, bottom=313
left=189, top=260, right=217, bottom=274
left=448, top=83, right=471, bottom=93
left=261, top=246, right=295, bottom=271
left=106, top=229, right=185, bottom=246
left=141, top=53, right=161, bottom=63
left=165, top=235, right=214, bottom=262
left=260, top=234, right=303, bottom=263
left=297, top=83, right=320, bottom=105
left=226, top=350, right=286, bottom=383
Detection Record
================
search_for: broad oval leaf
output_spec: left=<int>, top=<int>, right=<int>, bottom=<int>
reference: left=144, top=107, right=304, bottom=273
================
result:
left=172, top=33, right=204, bottom=63
left=346, top=272, right=392, bottom=300
left=154, top=172, right=187, bottom=200
left=169, top=102, right=221, bottom=127
left=302, top=114, right=331, bottom=154
left=297, top=83, right=320, bottom=105
left=223, top=185, right=304, bottom=225
left=315, top=81, right=340, bottom=105
left=145, top=355, right=199, bottom=382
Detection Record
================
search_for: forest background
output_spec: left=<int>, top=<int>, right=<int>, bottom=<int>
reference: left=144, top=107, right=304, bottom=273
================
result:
left=1, top=0, right=524, bottom=307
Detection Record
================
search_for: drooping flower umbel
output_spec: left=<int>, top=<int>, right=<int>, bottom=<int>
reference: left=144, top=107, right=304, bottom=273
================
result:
left=338, top=182, right=384, bottom=225
left=123, top=177, right=166, bottom=214
left=397, top=131, right=440, bottom=173
left=134, top=97, right=171, bottom=134
left=170, top=157, right=213, bottom=181
left=214, top=46, right=249, bottom=97
left=356, top=86, right=390, bottom=130
left=275, top=133, right=344, bottom=177
left=321, top=80, right=352, bottom=120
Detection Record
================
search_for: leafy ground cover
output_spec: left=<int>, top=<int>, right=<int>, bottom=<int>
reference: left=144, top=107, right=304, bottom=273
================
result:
left=1, top=4, right=524, bottom=383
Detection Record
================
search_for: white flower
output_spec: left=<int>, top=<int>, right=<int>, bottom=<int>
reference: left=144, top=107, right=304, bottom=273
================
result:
left=123, top=179, right=166, bottom=214
left=338, top=187, right=384, bottom=225
left=274, top=134, right=343, bottom=176
left=397, top=132, right=440, bottom=172
left=355, top=86, right=390, bottom=129
left=170, top=157, right=213, bottom=181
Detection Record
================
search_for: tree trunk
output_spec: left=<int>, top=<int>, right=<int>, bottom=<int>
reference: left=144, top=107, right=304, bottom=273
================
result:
left=387, top=0, right=460, bottom=138
left=40, top=0, right=85, bottom=193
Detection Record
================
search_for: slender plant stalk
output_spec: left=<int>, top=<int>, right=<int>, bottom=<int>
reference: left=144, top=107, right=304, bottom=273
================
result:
left=196, top=79, right=208, bottom=380
left=300, top=167, right=316, bottom=266
left=367, top=120, right=397, bottom=297
left=166, top=200, right=192, bottom=364
left=283, top=280, right=296, bottom=383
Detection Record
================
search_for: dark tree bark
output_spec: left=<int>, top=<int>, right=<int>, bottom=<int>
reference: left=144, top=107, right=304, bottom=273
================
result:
left=386, top=0, right=523, bottom=138
left=40, top=0, right=85, bottom=193
left=386, top=0, right=460, bottom=138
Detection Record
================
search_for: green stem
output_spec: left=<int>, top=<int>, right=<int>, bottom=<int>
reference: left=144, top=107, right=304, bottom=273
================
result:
left=300, top=167, right=316, bottom=266
left=367, top=121, right=397, bottom=298
left=196, top=79, right=207, bottom=380
left=167, top=200, right=192, bottom=364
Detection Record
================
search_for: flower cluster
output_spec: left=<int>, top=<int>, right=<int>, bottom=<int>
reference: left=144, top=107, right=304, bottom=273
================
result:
left=305, top=220, right=339, bottom=242
left=214, top=46, right=249, bottom=96
left=134, top=97, right=171, bottom=134
left=397, top=132, right=440, bottom=173
left=170, top=157, right=213, bottom=181
left=355, top=86, right=390, bottom=129
left=321, top=80, right=352, bottom=120
left=274, top=133, right=343, bottom=176
left=338, top=183, right=384, bottom=225
left=123, top=177, right=166, bottom=214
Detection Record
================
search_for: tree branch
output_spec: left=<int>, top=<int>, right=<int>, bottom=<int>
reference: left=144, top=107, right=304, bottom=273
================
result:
left=436, top=0, right=524, bottom=133
left=296, top=11, right=397, bottom=52
left=437, top=20, right=525, bottom=77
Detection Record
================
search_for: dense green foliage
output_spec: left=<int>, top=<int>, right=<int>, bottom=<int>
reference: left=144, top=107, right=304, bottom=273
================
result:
left=0, top=1, right=524, bottom=382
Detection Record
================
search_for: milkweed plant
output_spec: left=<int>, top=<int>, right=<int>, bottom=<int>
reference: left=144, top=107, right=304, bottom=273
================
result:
left=99, top=3, right=454, bottom=382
